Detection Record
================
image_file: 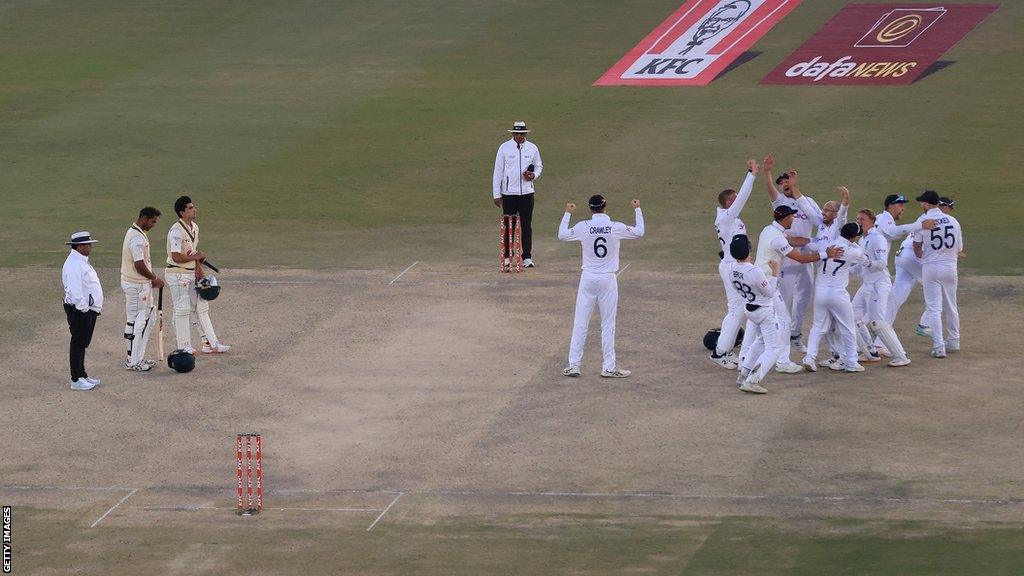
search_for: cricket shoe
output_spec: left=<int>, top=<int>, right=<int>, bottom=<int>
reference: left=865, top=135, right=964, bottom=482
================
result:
left=600, top=368, right=632, bottom=378
left=822, top=355, right=841, bottom=370
left=858, top=352, right=882, bottom=363
left=888, top=357, right=911, bottom=367
left=916, top=324, right=932, bottom=337
left=202, top=342, right=231, bottom=354
left=841, top=362, right=865, bottom=373
left=802, top=356, right=818, bottom=373
left=125, top=360, right=153, bottom=372
left=790, top=334, right=806, bottom=353
left=931, top=347, right=947, bottom=358
left=739, top=381, right=768, bottom=394
left=875, top=344, right=892, bottom=358
left=562, top=365, right=580, bottom=377
left=523, top=258, right=535, bottom=268
left=70, top=378, right=98, bottom=391
left=775, top=362, right=802, bottom=374
left=945, top=339, right=960, bottom=353
left=709, top=352, right=738, bottom=370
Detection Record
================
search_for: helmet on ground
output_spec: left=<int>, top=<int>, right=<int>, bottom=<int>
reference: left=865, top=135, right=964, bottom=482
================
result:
left=703, top=329, right=721, bottom=351
left=168, top=349, right=196, bottom=373
left=703, top=327, right=745, bottom=350
left=196, top=276, right=221, bottom=301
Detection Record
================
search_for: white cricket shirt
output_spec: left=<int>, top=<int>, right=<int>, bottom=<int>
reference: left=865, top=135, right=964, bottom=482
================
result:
left=558, top=209, right=644, bottom=274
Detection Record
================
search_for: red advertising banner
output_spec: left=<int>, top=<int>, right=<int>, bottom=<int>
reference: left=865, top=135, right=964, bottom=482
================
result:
left=595, top=0, right=804, bottom=86
left=762, top=3, right=999, bottom=85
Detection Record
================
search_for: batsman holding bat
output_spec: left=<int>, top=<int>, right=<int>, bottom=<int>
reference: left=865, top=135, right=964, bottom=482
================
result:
left=165, top=196, right=230, bottom=355
left=120, top=207, right=165, bottom=371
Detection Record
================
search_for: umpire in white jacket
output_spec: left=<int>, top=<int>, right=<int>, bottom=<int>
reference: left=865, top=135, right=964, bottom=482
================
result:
left=62, top=231, right=103, bottom=390
left=493, top=121, right=543, bottom=267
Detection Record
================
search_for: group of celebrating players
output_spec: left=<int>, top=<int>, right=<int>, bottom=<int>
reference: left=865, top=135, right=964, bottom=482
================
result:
left=709, top=155, right=963, bottom=394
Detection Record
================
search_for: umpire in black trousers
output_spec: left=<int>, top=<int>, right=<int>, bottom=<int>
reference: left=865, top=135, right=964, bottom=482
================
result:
left=61, top=231, right=104, bottom=390
left=492, top=121, right=543, bottom=267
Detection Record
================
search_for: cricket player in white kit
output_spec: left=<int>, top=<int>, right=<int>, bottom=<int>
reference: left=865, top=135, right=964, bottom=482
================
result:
left=875, top=194, right=938, bottom=336
left=737, top=205, right=841, bottom=378
left=851, top=210, right=911, bottom=367
left=121, top=207, right=166, bottom=371
left=912, top=190, right=963, bottom=357
left=802, top=223, right=867, bottom=373
left=726, top=236, right=780, bottom=394
left=559, top=195, right=644, bottom=378
left=709, top=159, right=759, bottom=369
left=889, top=196, right=957, bottom=336
left=764, top=158, right=821, bottom=352
left=165, top=196, right=229, bottom=355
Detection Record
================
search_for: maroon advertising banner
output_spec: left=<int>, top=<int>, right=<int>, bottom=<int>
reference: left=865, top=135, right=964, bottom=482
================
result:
left=762, top=3, right=999, bottom=85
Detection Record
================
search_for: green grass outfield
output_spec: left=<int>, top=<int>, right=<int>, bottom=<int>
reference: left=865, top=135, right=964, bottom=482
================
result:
left=13, top=507, right=1024, bottom=575
left=3, top=1, right=1023, bottom=573
left=1, top=0, right=1021, bottom=273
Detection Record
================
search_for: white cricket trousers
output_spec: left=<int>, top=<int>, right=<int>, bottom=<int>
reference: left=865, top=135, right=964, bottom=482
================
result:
left=166, top=270, right=219, bottom=350
left=805, top=287, right=857, bottom=365
left=715, top=259, right=744, bottom=356
left=738, top=291, right=790, bottom=368
left=888, top=253, right=927, bottom=326
left=122, top=281, right=155, bottom=366
left=567, top=271, right=619, bottom=372
left=780, top=263, right=813, bottom=338
left=738, top=304, right=780, bottom=384
left=922, top=263, right=960, bottom=349
left=853, top=277, right=892, bottom=323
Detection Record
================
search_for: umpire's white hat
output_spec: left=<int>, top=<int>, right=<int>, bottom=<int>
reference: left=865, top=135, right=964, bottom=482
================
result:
left=507, top=121, right=531, bottom=133
left=66, top=231, right=98, bottom=245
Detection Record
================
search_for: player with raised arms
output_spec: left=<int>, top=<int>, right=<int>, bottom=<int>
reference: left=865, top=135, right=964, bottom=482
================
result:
left=559, top=195, right=644, bottom=378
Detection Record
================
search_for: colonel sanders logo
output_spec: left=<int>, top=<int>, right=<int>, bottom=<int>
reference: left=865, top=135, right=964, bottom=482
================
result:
left=679, top=1, right=752, bottom=55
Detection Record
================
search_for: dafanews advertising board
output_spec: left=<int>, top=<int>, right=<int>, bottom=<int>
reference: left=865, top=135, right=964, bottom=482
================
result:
left=595, top=0, right=804, bottom=86
left=762, top=3, right=999, bottom=85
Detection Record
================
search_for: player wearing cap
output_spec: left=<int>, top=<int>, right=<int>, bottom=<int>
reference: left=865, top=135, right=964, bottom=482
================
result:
left=559, top=195, right=644, bottom=378
left=889, top=196, right=958, bottom=336
left=851, top=210, right=911, bottom=367
left=120, top=207, right=166, bottom=371
left=736, top=204, right=842, bottom=380
left=801, top=223, right=868, bottom=373
left=708, top=159, right=759, bottom=370
left=764, top=157, right=821, bottom=353
left=727, top=236, right=780, bottom=394
left=912, top=190, right=963, bottom=358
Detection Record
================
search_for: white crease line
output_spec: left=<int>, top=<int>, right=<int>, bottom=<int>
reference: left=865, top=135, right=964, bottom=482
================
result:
left=388, top=262, right=419, bottom=286
left=367, top=492, right=404, bottom=531
left=5, top=485, right=1021, bottom=508
left=1, top=485, right=129, bottom=491
left=274, top=488, right=403, bottom=495
left=89, top=488, right=137, bottom=528
left=617, top=263, right=631, bottom=277
left=141, top=505, right=380, bottom=512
